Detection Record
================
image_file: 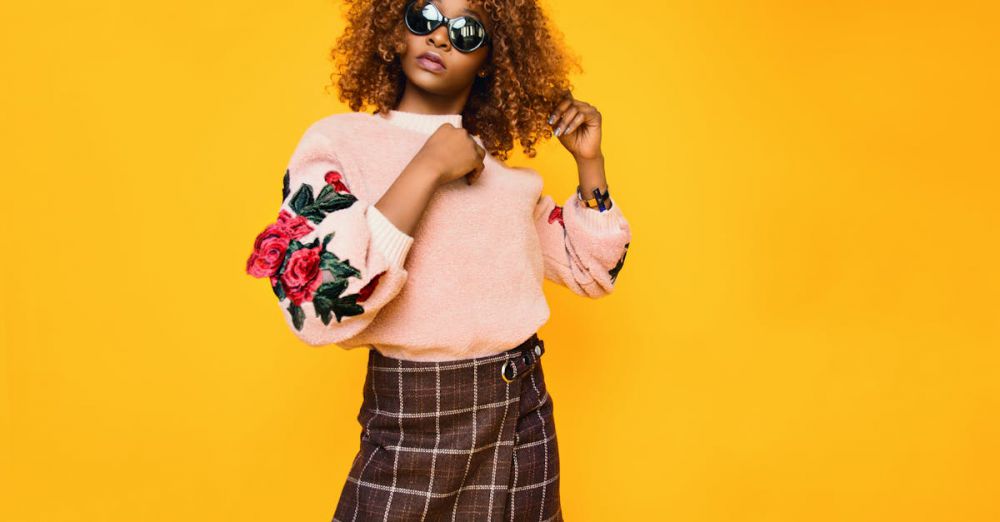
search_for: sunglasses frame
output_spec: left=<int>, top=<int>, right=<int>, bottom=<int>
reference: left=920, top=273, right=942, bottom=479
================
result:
left=403, top=0, right=491, bottom=53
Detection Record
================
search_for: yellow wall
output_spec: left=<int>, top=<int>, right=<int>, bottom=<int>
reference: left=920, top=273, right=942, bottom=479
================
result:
left=2, top=1, right=998, bottom=520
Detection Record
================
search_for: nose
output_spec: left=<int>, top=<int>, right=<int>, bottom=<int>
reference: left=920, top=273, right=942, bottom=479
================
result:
left=427, top=26, right=450, bottom=50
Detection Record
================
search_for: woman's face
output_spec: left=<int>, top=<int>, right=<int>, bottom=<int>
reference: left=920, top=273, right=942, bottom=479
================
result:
left=400, top=0, right=492, bottom=96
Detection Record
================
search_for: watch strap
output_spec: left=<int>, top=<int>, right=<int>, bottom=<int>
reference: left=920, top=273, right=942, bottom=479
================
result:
left=576, top=184, right=612, bottom=211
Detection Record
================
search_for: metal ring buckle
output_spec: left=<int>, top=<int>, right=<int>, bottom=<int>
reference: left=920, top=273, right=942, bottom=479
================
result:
left=500, top=358, right=517, bottom=383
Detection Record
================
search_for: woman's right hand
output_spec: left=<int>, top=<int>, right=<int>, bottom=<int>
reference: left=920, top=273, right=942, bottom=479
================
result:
left=414, top=123, right=487, bottom=187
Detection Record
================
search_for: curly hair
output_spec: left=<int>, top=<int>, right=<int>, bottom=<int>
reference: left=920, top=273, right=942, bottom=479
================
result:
left=324, top=0, right=583, bottom=161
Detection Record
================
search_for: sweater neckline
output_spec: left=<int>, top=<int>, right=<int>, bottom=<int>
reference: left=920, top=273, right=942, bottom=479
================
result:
left=377, top=109, right=463, bottom=135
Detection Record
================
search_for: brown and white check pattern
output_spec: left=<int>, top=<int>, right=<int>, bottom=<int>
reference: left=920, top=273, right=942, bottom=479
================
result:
left=332, top=333, right=562, bottom=521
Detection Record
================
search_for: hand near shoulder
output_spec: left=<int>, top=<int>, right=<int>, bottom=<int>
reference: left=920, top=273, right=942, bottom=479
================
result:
left=412, top=123, right=487, bottom=187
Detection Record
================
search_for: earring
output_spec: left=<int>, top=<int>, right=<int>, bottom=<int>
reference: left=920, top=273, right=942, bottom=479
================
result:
left=478, top=70, right=488, bottom=78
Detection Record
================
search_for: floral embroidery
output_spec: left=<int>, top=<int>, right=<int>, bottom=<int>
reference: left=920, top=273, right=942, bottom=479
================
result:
left=287, top=170, right=358, bottom=224
left=246, top=223, right=291, bottom=279
left=281, top=245, right=323, bottom=305
left=357, top=272, right=384, bottom=303
left=547, top=205, right=565, bottom=227
left=325, top=170, right=351, bottom=193
left=281, top=168, right=290, bottom=203
left=247, top=169, right=377, bottom=331
left=276, top=209, right=314, bottom=239
left=609, top=242, right=629, bottom=284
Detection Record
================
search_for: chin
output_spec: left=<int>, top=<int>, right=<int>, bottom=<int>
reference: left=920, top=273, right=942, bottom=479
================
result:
left=404, top=65, right=463, bottom=94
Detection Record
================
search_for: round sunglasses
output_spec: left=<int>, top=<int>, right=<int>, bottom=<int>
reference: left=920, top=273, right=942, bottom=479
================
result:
left=403, top=0, right=491, bottom=53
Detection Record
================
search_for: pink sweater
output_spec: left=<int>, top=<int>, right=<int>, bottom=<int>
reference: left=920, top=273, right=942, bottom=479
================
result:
left=246, top=109, right=631, bottom=361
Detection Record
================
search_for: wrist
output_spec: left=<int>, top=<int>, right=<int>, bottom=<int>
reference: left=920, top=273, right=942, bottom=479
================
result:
left=576, top=182, right=613, bottom=211
left=406, top=156, right=446, bottom=189
left=573, top=152, right=605, bottom=164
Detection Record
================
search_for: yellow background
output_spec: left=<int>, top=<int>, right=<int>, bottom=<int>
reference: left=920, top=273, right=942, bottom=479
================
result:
left=2, top=0, right=998, bottom=520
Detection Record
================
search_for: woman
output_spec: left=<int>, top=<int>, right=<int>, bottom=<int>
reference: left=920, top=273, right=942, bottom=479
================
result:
left=245, top=0, right=632, bottom=519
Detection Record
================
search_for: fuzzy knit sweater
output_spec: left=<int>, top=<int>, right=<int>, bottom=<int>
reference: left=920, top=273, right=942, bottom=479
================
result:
left=245, top=109, right=632, bottom=361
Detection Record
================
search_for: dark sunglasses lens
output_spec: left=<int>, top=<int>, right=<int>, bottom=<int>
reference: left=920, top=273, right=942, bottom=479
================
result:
left=405, top=1, right=442, bottom=34
left=449, top=17, right=486, bottom=51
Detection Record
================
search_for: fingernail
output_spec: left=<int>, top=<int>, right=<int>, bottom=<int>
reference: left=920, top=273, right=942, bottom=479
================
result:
left=554, top=127, right=562, bottom=137
left=548, top=115, right=555, bottom=125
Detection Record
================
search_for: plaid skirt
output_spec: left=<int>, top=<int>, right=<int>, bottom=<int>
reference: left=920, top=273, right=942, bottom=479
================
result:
left=332, top=332, right=563, bottom=522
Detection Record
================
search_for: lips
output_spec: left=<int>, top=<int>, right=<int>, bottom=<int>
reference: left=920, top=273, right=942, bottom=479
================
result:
left=417, top=52, right=446, bottom=69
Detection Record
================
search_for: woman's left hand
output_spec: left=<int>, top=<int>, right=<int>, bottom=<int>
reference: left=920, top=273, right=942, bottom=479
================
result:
left=548, top=92, right=603, bottom=160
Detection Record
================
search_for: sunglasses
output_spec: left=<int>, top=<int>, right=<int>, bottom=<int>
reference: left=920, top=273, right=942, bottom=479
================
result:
left=403, top=0, right=491, bottom=53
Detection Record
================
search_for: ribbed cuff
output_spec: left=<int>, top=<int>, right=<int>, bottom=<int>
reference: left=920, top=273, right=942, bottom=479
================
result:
left=572, top=193, right=628, bottom=234
left=366, top=205, right=415, bottom=268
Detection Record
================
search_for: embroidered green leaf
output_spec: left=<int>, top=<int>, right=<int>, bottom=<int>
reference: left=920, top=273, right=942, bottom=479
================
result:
left=322, top=233, right=335, bottom=250
left=272, top=280, right=286, bottom=300
left=313, top=191, right=357, bottom=214
left=288, top=302, right=305, bottom=330
left=320, top=251, right=362, bottom=279
left=311, top=281, right=364, bottom=324
left=299, top=207, right=326, bottom=224
left=313, top=280, right=349, bottom=325
left=289, top=184, right=314, bottom=213
left=288, top=182, right=357, bottom=224
left=316, top=183, right=334, bottom=202
left=331, top=294, right=365, bottom=323
left=281, top=169, right=290, bottom=203
left=609, top=242, right=629, bottom=284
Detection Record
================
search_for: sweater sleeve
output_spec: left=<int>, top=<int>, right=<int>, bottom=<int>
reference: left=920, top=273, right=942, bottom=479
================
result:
left=245, top=124, right=414, bottom=346
left=532, top=191, right=631, bottom=298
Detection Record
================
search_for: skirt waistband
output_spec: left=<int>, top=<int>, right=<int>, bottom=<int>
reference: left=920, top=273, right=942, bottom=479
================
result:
left=369, top=332, right=544, bottom=368
left=364, top=333, right=546, bottom=401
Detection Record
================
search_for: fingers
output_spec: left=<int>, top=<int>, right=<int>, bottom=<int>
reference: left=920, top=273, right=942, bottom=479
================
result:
left=467, top=139, right=486, bottom=185
left=466, top=161, right=485, bottom=185
left=472, top=154, right=485, bottom=183
left=549, top=92, right=574, bottom=120
left=563, top=110, right=588, bottom=136
left=552, top=104, right=580, bottom=138
left=547, top=92, right=575, bottom=134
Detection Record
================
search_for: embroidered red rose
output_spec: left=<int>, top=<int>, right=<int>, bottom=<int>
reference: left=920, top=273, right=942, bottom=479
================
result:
left=277, top=210, right=313, bottom=239
left=246, top=223, right=291, bottom=278
left=281, top=246, right=323, bottom=305
left=548, top=205, right=565, bottom=227
left=324, top=170, right=352, bottom=194
left=357, top=272, right=384, bottom=303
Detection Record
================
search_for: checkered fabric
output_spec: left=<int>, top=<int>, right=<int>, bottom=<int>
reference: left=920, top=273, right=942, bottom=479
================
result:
left=332, top=333, right=562, bottom=521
